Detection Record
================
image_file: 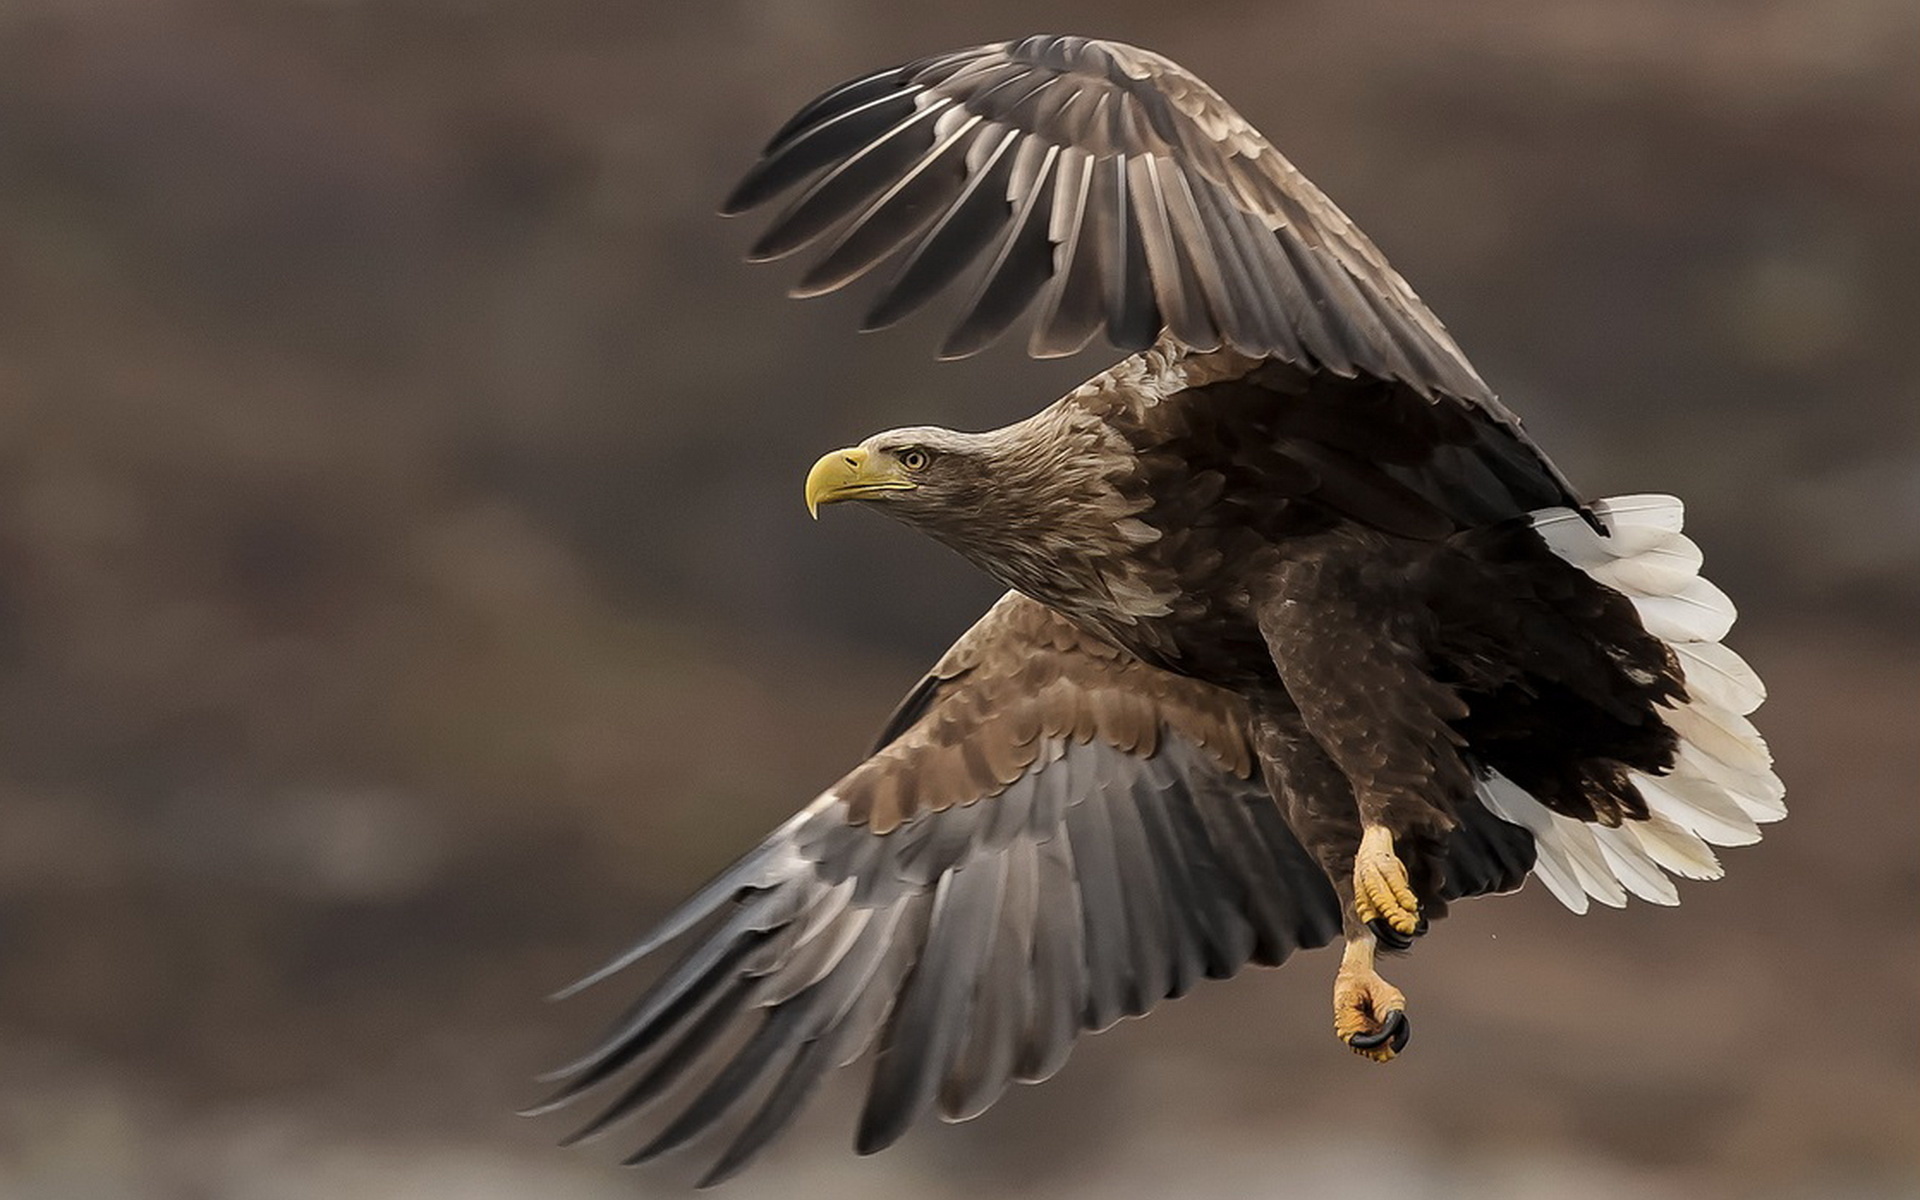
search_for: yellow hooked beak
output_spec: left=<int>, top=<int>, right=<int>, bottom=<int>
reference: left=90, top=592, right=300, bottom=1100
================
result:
left=804, top=446, right=916, bottom=518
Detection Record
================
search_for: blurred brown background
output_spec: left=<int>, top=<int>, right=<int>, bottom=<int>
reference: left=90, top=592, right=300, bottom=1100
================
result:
left=1, top=1, right=1915, bottom=1197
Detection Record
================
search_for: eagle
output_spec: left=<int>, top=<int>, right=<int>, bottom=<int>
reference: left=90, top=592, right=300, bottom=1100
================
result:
left=527, top=35, right=1783, bottom=1184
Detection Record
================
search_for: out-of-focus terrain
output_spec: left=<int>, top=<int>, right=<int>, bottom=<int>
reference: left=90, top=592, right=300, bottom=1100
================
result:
left=0, top=2, right=1914, bottom=1197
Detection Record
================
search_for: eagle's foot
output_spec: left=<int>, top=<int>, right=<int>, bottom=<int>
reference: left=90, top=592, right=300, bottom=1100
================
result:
left=1352, top=823, right=1423, bottom=948
left=1333, top=936, right=1410, bottom=1062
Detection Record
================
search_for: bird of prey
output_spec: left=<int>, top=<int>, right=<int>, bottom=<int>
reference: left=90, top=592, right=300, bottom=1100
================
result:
left=528, top=35, right=1782, bottom=1184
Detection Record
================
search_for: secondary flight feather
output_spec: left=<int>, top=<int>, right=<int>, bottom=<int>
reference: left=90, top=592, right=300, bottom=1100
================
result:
left=530, top=35, right=1782, bottom=1185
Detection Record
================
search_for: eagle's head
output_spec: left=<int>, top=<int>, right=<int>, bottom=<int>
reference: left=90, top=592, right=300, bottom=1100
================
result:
left=801, top=412, right=1165, bottom=622
left=802, top=426, right=999, bottom=525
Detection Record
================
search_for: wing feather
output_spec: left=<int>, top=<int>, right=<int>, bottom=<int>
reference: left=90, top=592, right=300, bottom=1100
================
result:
left=941, top=143, right=1061, bottom=357
left=790, top=114, right=982, bottom=297
left=1128, top=154, right=1217, bottom=350
left=862, top=126, right=1021, bottom=330
left=1057, top=752, right=1137, bottom=1029
left=723, top=88, right=921, bottom=215
left=559, top=973, right=757, bottom=1146
left=856, top=852, right=1006, bottom=1153
left=747, top=98, right=957, bottom=261
left=1028, top=148, right=1104, bottom=357
left=1014, top=829, right=1089, bottom=1084
left=937, top=832, right=1037, bottom=1121
left=1097, top=153, right=1162, bottom=350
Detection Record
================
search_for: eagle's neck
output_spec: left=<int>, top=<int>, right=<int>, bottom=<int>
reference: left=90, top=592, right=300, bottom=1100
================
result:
left=914, top=404, right=1176, bottom=625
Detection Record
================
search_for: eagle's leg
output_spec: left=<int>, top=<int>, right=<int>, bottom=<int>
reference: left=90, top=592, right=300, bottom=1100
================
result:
left=1256, top=543, right=1473, bottom=950
left=1246, top=704, right=1418, bottom=1061
left=1352, top=824, right=1426, bottom=951
left=1332, top=929, right=1409, bottom=1062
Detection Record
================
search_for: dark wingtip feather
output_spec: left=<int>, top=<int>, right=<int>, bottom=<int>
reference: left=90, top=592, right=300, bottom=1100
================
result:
left=546, top=836, right=787, bottom=1003
left=859, top=128, right=1021, bottom=332
left=515, top=1091, right=575, bottom=1120
left=852, top=1105, right=901, bottom=1157
left=937, top=153, right=1061, bottom=358
left=693, top=1038, right=839, bottom=1187
left=746, top=100, right=952, bottom=264
left=553, top=974, right=758, bottom=1148
left=789, top=129, right=975, bottom=299
left=762, top=65, right=912, bottom=157
left=541, top=909, right=778, bottom=1084
left=618, top=1005, right=817, bottom=1169
left=722, top=89, right=922, bottom=220
left=855, top=859, right=1004, bottom=1154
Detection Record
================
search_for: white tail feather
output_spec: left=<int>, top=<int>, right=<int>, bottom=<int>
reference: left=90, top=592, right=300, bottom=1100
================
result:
left=1593, top=825, right=1681, bottom=905
left=1474, top=772, right=1592, bottom=913
left=1629, top=577, right=1737, bottom=643
left=1591, top=494, right=1686, bottom=549
left=1673, top=641, right=1766, bottom=715
left=1474, top=771, right=1640, bottom=912
left=1634, top=771, right=1762, bottom=846
left=1728, top=786, right=1788, bottom=824
left=1590, top=493, right=1687, bottom=528
left=1588, top=535, right=1703, bottom=595
left=1673, top=742, right=1786, bottom=818
left=1529, top=513, right=1615, bottom=569
left=1553, top=818, right=1630, bottom=908
left=1625, top=814, right=1724, bottom=880
left=1661, top=700, right=1771, bottom=776
left=1482, top=493, right=1782, bottom=914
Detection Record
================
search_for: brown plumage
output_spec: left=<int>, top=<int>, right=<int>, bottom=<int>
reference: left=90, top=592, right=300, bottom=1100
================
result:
left=533, top=35, right=1783, bottom=1184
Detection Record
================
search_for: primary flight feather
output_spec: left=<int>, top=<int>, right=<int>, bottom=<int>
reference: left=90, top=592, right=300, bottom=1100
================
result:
left=531, top=35, right=1781, bottom=1184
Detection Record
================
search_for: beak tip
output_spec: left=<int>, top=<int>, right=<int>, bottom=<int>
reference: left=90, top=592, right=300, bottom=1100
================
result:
left=805, top=445, right=863, bottom=520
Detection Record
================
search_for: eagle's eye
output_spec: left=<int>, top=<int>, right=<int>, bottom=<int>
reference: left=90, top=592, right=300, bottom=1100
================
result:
left=898, top=448, right=931, bottom=472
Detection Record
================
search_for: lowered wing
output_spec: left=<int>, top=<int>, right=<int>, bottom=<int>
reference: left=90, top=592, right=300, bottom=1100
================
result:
left=529, top=593, right=1344, bottom=1183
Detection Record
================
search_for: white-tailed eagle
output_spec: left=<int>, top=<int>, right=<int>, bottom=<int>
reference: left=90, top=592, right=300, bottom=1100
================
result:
left=527, top=35, right=1782, bottom=1185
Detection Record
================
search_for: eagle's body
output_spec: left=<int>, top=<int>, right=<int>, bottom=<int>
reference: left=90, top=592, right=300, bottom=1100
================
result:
left=828, top=345, right=1683, bottom=900
left=531, top=36, right=1783, bottom=1186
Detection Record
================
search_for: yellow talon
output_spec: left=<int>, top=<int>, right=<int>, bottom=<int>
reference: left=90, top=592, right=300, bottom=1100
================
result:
left=1352, top=824, right=1421, bottom=936
left=1333, top=936, right=1410, bottom=1062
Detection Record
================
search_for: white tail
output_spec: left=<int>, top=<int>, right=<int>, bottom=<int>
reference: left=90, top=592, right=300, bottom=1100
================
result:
left=1478, top=495, right=1781, bottom=914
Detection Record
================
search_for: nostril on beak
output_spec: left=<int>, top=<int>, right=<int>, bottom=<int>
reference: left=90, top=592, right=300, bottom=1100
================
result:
left=842, top=454, right=861, bottom=469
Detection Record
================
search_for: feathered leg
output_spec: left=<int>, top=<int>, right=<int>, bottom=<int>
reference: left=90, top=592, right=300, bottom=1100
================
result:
left=1255, top=544, right=1471, bottom=947
left=1248, top=703, right=1415, bottom=1061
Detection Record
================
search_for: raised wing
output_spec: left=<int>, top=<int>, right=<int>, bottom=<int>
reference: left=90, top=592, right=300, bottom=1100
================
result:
left=723, top=34, right=1491, bottom=401
left=528, top=593, right=1345, bottom=1183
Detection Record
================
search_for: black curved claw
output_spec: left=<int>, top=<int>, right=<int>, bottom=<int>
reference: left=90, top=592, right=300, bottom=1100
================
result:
left=1349, top=1009, right=1411, bottom=1054
left=1368, top=916, right=1421, bottom=951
